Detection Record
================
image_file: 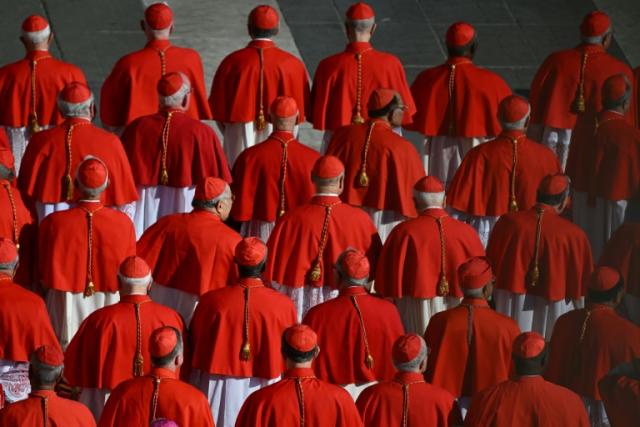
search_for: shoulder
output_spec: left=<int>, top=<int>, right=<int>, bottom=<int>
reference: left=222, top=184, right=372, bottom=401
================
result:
left=370, top=48, right=403, bottom=65
left=315, top=51, right=348, bottom=73
left=169, top=45, right=201, bottom=60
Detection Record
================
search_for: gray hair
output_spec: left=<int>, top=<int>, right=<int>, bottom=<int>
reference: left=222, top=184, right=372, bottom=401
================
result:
left=463, top=287, right=485, bottom=298
left=192, top=184, right=231, bottom=209
left=159, top=73, right=190, bottom=108
left=414, top=191, right=445, bottom=210
left=501, top=104, right=531, bottom=130
left=335, top=248, right=369, bottom=286
left=582, top=29, right=611, bottom=45
left=57, top=94, right=94, bottom=118
left=394, top=337, right=428, bottom=372
left=0, top=256, right=19, bottom=272
left=151, top=328, right=184, bottom=367
left=22, top=26, right=51, bottom=44
left=312, top=173, right=344, bottom=187
left=0, top=164, right=15, bottom=181
left=30, top=354, right=63, bottom=385
left=75, top=156, right=109, bottom=197
left=346, top=18, right=375, bottom=32
left=118, top=272, right=153, bottom=288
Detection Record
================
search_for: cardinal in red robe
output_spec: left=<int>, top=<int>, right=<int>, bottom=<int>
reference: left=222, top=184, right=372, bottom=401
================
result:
left=209, top=5, right=310, bottom=166
left=231, top=96, right=319, bottom=242
left=18, top=82, right=138, bottom=223
left=0, top=15, right=86, bottom=170
left=598, top=359, right=640, bottom=427
left=546, top=267, right=640, bottom=426
left=326, top=89, right=424, bottom=241
left=235, top=324, right=363, bottom=427
left=487, top=174, right=593, bottom=338
left=0, top=128, right=8, bottom=150
left=64, top=256, right=185, bottom=421
left=39, top=157, right=136, bottom=346
left=100, top=3, right=211, bottom=133
left=0, top=346, right=95, bottom=427
left=189, top=238, right=297, bottom=427
left=375, top=176, right=485, bottom=334
left=99, top=327, right=215, bottom=427
left=635, top=66, right=640, bottom=127
left=356, top=334, right=461, bottom=427
left=265, top=155, right=382, bottom=319
left=310, top=2, right=415, bottom=151
left=122, top=72, right=230, bottom=238
left=407, top=22, right=511, bottom=186
left=0, top=239, right=60, bottom=404
left=465, top=332, right=589, bottom=427
left=425, top=257, right=520, bottom=414
left=529, top=11, right=634, bottom=170
left=137, top=177, right=241, bottom=323
left=447, top=95, right=562, bottom=247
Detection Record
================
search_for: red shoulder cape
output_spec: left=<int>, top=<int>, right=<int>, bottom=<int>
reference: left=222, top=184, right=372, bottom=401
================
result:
left=599, top=221, right=640, bottom=298
left=599, top=372, right=640, bottom=427
left=0, top=390, right=96, bottom=427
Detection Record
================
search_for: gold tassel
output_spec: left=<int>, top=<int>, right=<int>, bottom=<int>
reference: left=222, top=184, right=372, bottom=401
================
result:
left=15, top=243, right=20, bottom=250
left=256, top=111, right=266, bottom=131
left=358, top=171, right=369, bottom=187
left=84, top=281, right=95, bottom=297
left=310, top=263, right=322, bottom=282
left=278, top=209, right=285, bottom=217
left=575, top=95, right=585, bottom=113
left=160, top=168, right=169, bottom=186
left=526, top=265, right=540, bottom=288
left=64, top=174, right=74, bottom=201
left=365, top=353, right=375, bottom=369
left=29, top=114, right=41, bottom=134
left=352, top=113, right=365, bottom=125
left=240, top=340, right=251, bottom=361
left=134, top=354, right=144, bottom=377
left=509, top=198, right=518, bottom=212
left=438, top=273, right=449, bottom=296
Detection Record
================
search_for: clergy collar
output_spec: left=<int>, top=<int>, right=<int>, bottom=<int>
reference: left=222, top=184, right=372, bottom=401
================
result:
left=419, top=207, right=447, bottom=218
left=585, top=302, right=615, bottom=311
left=460, top=297, right=489, bottom=307
left=160, top=107, right=185, bottom=115
left=0, top=272, right=13, bottom=283
left=577, top=43, right=606, bottom=55
left=339, top=286, right=368, bottom=297
left=248, top=39, right=275, bottom=49
left=29, top=389, right=57, bottom=398
left=146, top=39, right=171, bottom=50
left=76, top=200, right=104, bottom=211
left=393, top=371, right=425, bottom=384
left=270, top=130, right=296, bottom=141
left=345, top=41, right=373, bottom=54
left=65, top=117, right=92, bottom=125
left=311, top=194, right=342, bottom=205
left=515, top=375, right=544, bottom=383
left=499, top=129, right=526, bottom=139
left=533, top=203, right=558, bottom=215
left=119, top=294, right=151, bottom=304
left=599, top=110, right=626, bottom=122
left=284, top=367, right=316, bottom=379
left=26, top=50, right=51, bottom=61
left=369, top=117, right=391, bottom=128
left=237, top=277, right=265, bottom=288
left=446, top=56, right=473, bottom=66
left=191, top=209, right=222, bottom=221
left=150, top=367, right=178, bottom=379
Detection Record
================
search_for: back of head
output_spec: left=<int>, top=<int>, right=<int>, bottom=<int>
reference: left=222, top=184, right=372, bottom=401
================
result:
left=413, top=176, right=445, bottom=210
left=144, top=2, right=174, bottom=39
left=498, top=95, right=530, bottom=131
left=270, top=96, right=298, bottom=131
left=21, top=15, right=51, bottom=48
left=311, top=155, right=345, bottom=193
left=235, top=237, right=268, bottom=278
left=0, top=238, right=19, bottom=275
left=587, top=266, right=624, bottom=304
left=336, top=248, right=370, bottom=287
left=602, top=73, right=631, bottom=111
left=248, top=5, right=279, bottom=39
left=76, top=156, right=109, bottom=199
left=367, top=88, right=401, bottom=119
left=345, top=2, right=376, bottom=35
left=30, top=345, right=64, bottom=388
left=445, top=21, right=476, bottom=58
left=580, top=11, right=611, bottom=45
left=118, top=256, right=152, bottom=294
left=536, top=174, right=570, bottom=207
left=458, top=256, right=494, bottom=299
left=192, top=177, right=230, bottom=211
left=392, top=334, right=428, bottom=372
left=149, top=326, right=183, bottom=368
left=157, top=72, right=191, bottom=110
left=57, top=82, right=94, bottom=119
left=281, top=324, right=318, bottom=364
left=512, top=332, right=547, bottom=376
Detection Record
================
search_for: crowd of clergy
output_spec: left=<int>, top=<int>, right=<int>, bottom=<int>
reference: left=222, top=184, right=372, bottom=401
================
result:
left=0, top=1, right=639, bottom=426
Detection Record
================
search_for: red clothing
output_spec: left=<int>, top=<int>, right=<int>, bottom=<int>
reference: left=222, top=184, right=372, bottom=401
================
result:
left=0, top=274, right=60, bottom=363
left=599, top=222, right=640, bottom=298
left=18, top=118, right=138, bottom=206
left=137, top=210, right=241, bottom=296
left=209, top=39, right=310, bottom=123
left=265, top=195, right=382, bottom=288
left=599, top=369, right=640, bottom=427
left=0, top=390, right=96, bottom=427
left=487, top=204, right=593, bottom=301
left=635, top=66, right=640, bottom=128
left=425, top=297, right=520, bottom=397
left=303, top=287, right=404, bottom=385
left=408, top=57, right=511, bottom=137
left=326, top=119, right=424, bottom=217
left=546, top=304, right=640, bottom=399
left=235, top=367, right=363, bottom=427
left=231, top=131, right=319, bottom=223
left=100, top=39, right=211, bottom=127
left=356, top=371, right=462, bottom=427
left=376, top=208, right=485, bottom=299
left=447, top=130, right=562, bottom=217
left=0, top=128, right=8, bottom=149
left=121, top=109, right=230, bottom=187
left=98, top=367, right=214, bottom=427
left=38, top=201, right=136, bottom=293
left=64, top=295, right=185, bottom=390
left=0, top=51, right=86, bottom=128
left=465, top=375, right=589, bottom=427
left=190, top=277, right=297, bottom=379
left=310, top=42, right=415, bottom=131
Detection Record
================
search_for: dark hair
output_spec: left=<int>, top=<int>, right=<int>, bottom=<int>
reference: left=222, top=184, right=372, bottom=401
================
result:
left=447, top=39, right=477, bottom=58
left=249, top=26, right=278, bottom=39
left=536, top=191, right=567, bottom=206
left=151, top=328, right=183, bottom=367
left=588, top=279, right=624, bottom=304
left=513, top=348, right=547, bottom=376
left=192, top=198, right=217, bottom=209
left=238, top=260, right=266, bottom=278
left=368, top=95, right=400, bottom=118
left=281, top=337, right=317, bottom=363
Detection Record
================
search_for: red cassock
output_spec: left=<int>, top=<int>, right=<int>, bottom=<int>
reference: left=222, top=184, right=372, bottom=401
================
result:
left=356, top=372, right=462, bottom=427
left=599, top=371, right=640, bottom=427
left=546, top=303, right=640, bottom=400
left=137, top=211, right=241, bottom=296
left=465, top=376, right=589, bottom=427
left=121, top=109, right=231, bottom=187
left=265, top=195, right=382, bottom=289
left=98, top=367, right=215, bottom=427
left=487, top=204, right=594, bottom=301
left=0, top=390, right=96, bottom=427
left=599, top=222, right=640, bottom=298
left=407, top=57, right=511, bottom=137
left=447, top=130, right=562, bottom=217
left=209, top=40, right=310, bottom=123
left=235, top=367, right=363, bottom=427
left=64, top=295, right=185, bottom=390
left=0, top=128, right=8, bottom=149
left=38, top=201, right=136, bottom=293
left=326, top=120, right=424, bottom=217
left=231, top=131, right=319, bottom=223
left=189, top=277, right=297, bottom=379
left=0, top=51, right=86, bottom=128
left=310, top=42, right=415, bottom=131
left=376, top=208, right=485, bottom=299
left=425, top=297, right=520, bottom=397
left=100, top=39, right=212, bottom=127
left=303, top=287, right=404, bottom=385
left=18, top=118, right=138, bottom=206
left=635, top=66, right=640, bottom=128
left=0, top=274, right=60, bottom=363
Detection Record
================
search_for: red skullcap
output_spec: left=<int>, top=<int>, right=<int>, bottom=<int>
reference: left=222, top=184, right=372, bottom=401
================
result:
left=513, top=332, right=546, bottom=359
left=270, top=96, right=298, bottom=118
left=145, top=2, right=173, bottom=30
left=157, top=72, right=185, bottom=97
left=414, top=176, right=444, bottom=193
left=151, top=420, right=179, bottom=427
left=194, top=177, right=227, bottom=202
left=235, top=237, right=267, bottom=267
left=446, top=22, right=476, bottom=47
left=312, top=155, right=344, bottom=179
left=602, top=74, right=630, bottom=104
left=59, top=82, right=92, bottom=104
left=392, top=334, right=425, bottom=364
left=589, top=266, right=621, bottom=292
left=119, top=256, right=151, bottom=279
left=22, top=15, right=49, bottom=32
left=284, top=324, right=317, bottom=352
left=149, top=326, right=178, bottom=358
left=0, top=238, right=18, bottom=264
left=580, top=11, right=611, bottom=37
left=0, top=148, right=15, bottom=170
left=33, top=345, right=64, bottom=367
left=346, top=2, right=375, bottom=20
left=458, top=256, right=493, bottom=289
left=77, top=157, right=108, bottom=190
left=339, top=249, right=370, bottom=280
left=368, top=88, right=397, bottom=111
left=538, top=174, right=569, bottom=196
left=498, top=95, right=530, bottom=123
left=249, top=5, right=279, bottom=30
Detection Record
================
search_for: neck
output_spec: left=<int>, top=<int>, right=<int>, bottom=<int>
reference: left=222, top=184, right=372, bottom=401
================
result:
left=287, top=360, right=313, bottom=369
left=350, top=33, right=371, bottom=43
left=66, top=115, right=91, bottom=121
left=32, top=383, right=55, bottom=391
left=154, top=364, right=177, bottom=373
left=120, top=288, right=148, bottom=296
left=315, top=187, right=340, bottom=195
